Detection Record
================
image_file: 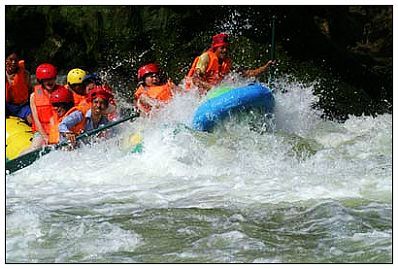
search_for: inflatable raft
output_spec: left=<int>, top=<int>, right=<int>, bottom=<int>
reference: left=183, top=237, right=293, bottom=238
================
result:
left=192, top=83, right=274, bottom=132
left=6, top=116, right=33, bottom=160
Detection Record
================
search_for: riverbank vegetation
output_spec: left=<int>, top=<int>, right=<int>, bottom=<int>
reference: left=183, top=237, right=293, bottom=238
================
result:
left=6, top=5, right=392, bottom=120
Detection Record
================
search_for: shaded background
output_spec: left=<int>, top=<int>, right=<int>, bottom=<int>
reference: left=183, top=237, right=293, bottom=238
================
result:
left=5, top=5, right=392, bottom=120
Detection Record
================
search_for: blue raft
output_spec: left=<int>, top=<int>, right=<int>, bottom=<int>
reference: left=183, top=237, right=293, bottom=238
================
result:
left=192, top=83, right=275, bottom=132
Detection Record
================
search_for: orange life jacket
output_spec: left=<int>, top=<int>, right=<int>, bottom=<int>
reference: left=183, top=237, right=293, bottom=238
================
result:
left=134, top=82, right=173, bottom=113
left=31, top=84, right=65, bottom=144
left=49, top=107, right=86, bottom=144
left=72, top=91, right=91, bottom=116
left=186, top=50, right=232, bottom=87
left=5, top=60, right=30, bottom=105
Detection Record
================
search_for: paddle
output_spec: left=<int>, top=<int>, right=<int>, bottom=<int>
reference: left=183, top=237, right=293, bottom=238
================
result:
left=6, top=112, right=139, bottom=174
left=269, top=15, right=276, bottom=86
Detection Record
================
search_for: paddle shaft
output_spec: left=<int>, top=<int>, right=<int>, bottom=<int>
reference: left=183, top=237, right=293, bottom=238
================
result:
left=269, top=15, right=276, bottom=85
left=57, top=113, right=138, bottom=148
left=271, top=15, right=276, bottom=61
left=6, top=113, right=138, bottom=174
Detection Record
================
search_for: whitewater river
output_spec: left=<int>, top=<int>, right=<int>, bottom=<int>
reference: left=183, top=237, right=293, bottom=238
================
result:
left=5, top=79, right=392, bottom=263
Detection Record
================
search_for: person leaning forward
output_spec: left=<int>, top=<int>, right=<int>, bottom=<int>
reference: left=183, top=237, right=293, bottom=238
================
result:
left=185, top=33, right=275, bottom=95
left=58, top=85, right=115, bottom=148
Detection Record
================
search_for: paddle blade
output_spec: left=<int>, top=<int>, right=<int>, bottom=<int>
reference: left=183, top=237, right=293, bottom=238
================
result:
left=6, top=147, right=52, bottom=174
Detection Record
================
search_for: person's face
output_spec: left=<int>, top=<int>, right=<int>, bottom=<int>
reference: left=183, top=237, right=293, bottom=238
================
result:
left=42, top=78, right=57, bottom=91
left=91, top=97, right=108, bottom=116
left=144, top=73, right=160, bottom=86
left=6, top=53, right=19, bottom=75
left=85, top=82, right=95, bottom=92
left=215, top=45, right=228, bottom=60
left=70, top=83, right=86, bottom=95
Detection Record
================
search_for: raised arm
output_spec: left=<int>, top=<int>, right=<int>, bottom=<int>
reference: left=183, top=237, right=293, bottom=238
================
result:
left=242, top=60, right=276, bottom=78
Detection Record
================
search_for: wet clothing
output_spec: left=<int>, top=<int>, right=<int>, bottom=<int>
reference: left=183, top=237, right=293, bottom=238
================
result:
left=31, top=84, right=65, bottom=144
left=84, top=109, right=109, bottom=131
left=6, top=103, right=31, bottom=121
left=186, top=49, right=232, bottom=86
left=6, top=60, right=32, bottom=121
left=58, top=110, right=84, bottom=134
left=54, top=107, right=85, bottom=143
left=6, top=60, right=30, bottom=105
left=134, top=82, right=174, bottom=113
left=58, top=109, right=109, bottom=143
left=72, top=91, right=91, bottom=116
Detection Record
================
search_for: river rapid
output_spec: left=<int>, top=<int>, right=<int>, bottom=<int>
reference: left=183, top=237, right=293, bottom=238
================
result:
left=5, top=78, right=392, bottom=263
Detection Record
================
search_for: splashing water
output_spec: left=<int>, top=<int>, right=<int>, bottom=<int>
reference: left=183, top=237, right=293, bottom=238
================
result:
left=6, top=77, right=391, bottom=263
left=215, top=9, right=253, bottom=36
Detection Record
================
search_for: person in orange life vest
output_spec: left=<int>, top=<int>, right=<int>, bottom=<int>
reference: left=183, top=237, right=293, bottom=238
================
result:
left=49, top=86, right=84, bottom=147
left=5, top=52, right=33, bottom=124
left=83, top=72, right=118, bottom=121
left=29, top=63, right=67, bottom=150
left=133, top=63, right=180, bottom=115
left=67, top=68, right=117, bottom=119
left=58, top=85, right=115, bottom=147
left=186, top=33, right=276, bottom=94
left=66, top=68, right=90, bottom=115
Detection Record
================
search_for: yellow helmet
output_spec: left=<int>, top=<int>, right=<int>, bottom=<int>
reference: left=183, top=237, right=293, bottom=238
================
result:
left=67, top=68, right=86, bottom=85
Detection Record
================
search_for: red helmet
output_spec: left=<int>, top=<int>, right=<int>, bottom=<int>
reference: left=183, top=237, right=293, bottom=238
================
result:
left=211, top=33, right=229, bottom=49
left=50, top=86, right=74, bottom=104
left=36, top=63, right=57, bottom=81
left=137, top=63, right=159, bottom=81
left=87, top=85, right=114, bottom=103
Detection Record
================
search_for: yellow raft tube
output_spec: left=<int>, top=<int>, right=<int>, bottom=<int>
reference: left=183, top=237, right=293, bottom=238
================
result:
left=6, top=116, right=33, bottom=161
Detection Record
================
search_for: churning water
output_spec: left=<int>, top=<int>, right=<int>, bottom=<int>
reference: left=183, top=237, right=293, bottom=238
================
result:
left=5, top=78, right=392, bottom=263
